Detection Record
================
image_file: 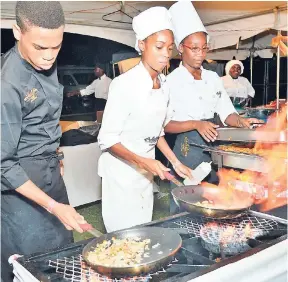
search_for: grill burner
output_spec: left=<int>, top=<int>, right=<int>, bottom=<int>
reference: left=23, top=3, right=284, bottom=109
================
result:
left=199, top=224, right=263, bottom=256
left=16, top=211, right=287, bottom=282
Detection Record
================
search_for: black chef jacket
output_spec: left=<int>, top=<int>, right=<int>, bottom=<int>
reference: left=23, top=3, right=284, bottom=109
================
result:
left=1, top=45, right=73, bottom=282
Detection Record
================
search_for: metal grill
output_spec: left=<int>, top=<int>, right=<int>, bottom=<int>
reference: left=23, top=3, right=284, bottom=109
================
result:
left=173, top=213, right=279, bottom=238
left=199, top=224, right=262, bottom=255
left=49, top=255, right=178, bottom=282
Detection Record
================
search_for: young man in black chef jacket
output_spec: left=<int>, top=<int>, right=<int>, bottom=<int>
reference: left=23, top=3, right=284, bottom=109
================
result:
left=1, top=2, right=87, bottom=281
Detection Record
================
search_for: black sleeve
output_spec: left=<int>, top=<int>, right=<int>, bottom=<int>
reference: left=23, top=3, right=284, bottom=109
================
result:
left=1, top=81, right=30, bottom=191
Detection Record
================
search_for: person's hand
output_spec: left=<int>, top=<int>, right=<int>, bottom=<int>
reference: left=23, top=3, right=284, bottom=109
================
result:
left=244, top=97, right=252, bottom=107
left=172, top=161, right=193, bottom=180
left=51, top=202, right=87, bottom=233
left=139, top=158, right=170, bottom=180
left=195, top=121, right=219, bottom=142
left=238, top=117, right=265, bottom=128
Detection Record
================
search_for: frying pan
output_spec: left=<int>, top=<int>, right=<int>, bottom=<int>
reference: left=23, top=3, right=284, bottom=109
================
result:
left=172, top=185, right=254, bottom=219
left=80, top=225, right=182, bottom=278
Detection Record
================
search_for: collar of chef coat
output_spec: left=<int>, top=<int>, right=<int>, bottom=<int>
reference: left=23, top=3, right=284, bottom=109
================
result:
left=98, top=74, right=107, bottom=81
left=177, top=62, right=209, bottom=84
left=135, top=61, right=167, bottom=90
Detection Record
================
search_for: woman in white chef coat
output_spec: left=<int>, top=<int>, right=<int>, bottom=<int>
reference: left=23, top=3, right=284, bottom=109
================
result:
left=97, top=7, right=192, bottom=232
left=221, top=60, right=255, bottom=107
left=165, top=1, right=262, bottom=214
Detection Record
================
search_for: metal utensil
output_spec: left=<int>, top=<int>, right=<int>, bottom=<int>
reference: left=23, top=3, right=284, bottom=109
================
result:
left=79, top=223, right=103, bottom=237
left=163, top=171, right=184, bottom=187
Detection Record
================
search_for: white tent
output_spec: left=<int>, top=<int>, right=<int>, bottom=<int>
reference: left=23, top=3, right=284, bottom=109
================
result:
left=1, top=1, right=287, bottom=59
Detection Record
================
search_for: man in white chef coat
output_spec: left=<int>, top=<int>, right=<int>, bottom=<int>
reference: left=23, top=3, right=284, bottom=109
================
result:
left=165, top=1, right=262, bottom=214
left=67, top=62, right=112, bottom=113
left=221, top=60, right=255, bottom=107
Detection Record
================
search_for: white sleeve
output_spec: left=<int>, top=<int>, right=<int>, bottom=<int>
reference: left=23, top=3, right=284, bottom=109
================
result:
left=97, top=78, right=131, bottom=150
left=160, top=98, right=174, bottom=136
left=244, top=78, right=255, bottom=98
left=215, top=77, right=238, bottom=124
left=80, top=80, right=96, bottom=96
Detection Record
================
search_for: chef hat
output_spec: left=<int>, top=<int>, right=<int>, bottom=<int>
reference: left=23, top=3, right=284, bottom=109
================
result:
left=169, top=1, right=208, bottom=49
left=132, top=7, right=174, bottom=53
left=225, top=60, right=244, bottom=75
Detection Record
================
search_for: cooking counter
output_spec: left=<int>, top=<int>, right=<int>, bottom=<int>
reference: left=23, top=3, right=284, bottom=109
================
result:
left=13, top=209, right=288, bottom=282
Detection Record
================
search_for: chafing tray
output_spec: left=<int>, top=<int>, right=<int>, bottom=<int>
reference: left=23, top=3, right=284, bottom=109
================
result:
left=216, top=128, right=287, bottom=143
left=210, top=151, right=268, bottom=173
left=189, top=141, right=286, bottom=173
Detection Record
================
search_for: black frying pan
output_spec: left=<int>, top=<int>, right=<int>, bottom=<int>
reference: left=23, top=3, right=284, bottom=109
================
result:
left=80, top=226, right=182, bottom=278
left=172, top=185, right=254, bottom=219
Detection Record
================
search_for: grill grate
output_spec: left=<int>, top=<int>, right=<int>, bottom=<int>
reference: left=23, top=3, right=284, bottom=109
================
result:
left=49, top=255, right=178, bottom=282
left=173, top=213, right=279, bottom=238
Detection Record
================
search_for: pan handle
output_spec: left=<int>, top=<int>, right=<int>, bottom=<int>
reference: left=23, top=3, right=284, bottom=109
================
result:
left=163, top=171, right=184, bottom=187
left=79, top=223, right=103, bottom=237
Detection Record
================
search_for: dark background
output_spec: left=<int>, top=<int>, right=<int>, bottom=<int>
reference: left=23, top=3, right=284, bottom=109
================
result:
left=2, top=28, right=287, bottom=107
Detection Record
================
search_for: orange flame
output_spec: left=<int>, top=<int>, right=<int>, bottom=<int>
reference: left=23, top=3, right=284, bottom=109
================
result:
left=203, top=104, right=287, bottom=212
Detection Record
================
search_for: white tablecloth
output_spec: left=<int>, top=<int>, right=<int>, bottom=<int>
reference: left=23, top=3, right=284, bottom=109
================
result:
left=60, top=142, right=102, bottom=207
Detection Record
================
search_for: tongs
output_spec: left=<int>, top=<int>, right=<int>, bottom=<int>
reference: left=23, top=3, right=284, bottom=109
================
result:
left=188, top=141, right=219, bottom=153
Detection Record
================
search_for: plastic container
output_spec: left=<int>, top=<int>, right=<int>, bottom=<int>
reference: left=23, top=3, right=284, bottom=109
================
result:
left=184, top=162, right=212, bottom=186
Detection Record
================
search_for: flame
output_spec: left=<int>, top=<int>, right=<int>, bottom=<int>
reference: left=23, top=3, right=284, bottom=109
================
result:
left=203, top=104, right=287, bottom=211
left=248, top=104, right=287, bottom=211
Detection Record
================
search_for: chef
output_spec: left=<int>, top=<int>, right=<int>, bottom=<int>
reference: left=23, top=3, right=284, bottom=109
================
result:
left=1, top=2, right=87, bottom=281
left=221, top=60, right=255, bottom=107
left=98, top=6, right=192, bottom=232
left=67, top=62, right=112, bottom=112
left=165, top=1, right=262, bottom=214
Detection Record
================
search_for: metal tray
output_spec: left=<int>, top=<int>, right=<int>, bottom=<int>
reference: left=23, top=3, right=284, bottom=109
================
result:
left=210, top=151, right=268, bottom=173
left=216, top=128, right=287, bottom=143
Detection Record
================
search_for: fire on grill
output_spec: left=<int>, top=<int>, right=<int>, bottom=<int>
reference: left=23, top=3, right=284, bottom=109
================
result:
left=200, top=223, right=263, bottom=256
left=209, top=105, right=287, bottom=212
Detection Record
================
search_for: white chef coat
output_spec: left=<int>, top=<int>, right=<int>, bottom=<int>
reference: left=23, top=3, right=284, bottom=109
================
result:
left=166, top=64, right=237, bottom=124
left=98, top=62, right=173, bottom=232
left=221, top=75, right=255, bottom=99
left=80, top=74, right=112, bottom=100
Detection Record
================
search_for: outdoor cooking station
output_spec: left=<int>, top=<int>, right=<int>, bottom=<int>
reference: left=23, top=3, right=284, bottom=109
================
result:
left=15, top=209, right=287, bottom=282
left=12, top=111, right=288, bottom=282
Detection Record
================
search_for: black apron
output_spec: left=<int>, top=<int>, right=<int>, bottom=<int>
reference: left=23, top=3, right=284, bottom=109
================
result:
left=1, top=154, right=73, bottom=282
left=169, top=116, right=221, bottom=215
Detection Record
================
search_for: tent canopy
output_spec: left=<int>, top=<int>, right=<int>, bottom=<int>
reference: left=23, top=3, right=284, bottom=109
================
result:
left=1, top=1, right=287, bottom=59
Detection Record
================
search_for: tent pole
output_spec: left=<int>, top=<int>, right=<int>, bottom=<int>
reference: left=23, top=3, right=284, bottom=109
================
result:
left=113, top=64, right=116, bottom=78
left=276, top=30, right=281, bottom=111
left=249, top=52, right=253, bottom=107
